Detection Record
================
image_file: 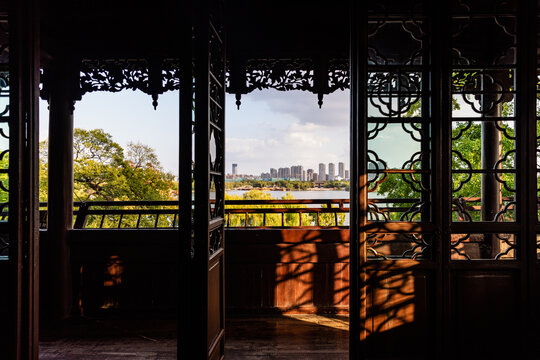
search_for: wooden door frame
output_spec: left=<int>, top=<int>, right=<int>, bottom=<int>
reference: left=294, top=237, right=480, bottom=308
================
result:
left=180, top=1, right=226, bottom=359
left=0, top=0, right=41, bottom=358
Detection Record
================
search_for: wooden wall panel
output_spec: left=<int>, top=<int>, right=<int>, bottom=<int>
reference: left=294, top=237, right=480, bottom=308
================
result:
left=534, top=265, right=540, bottom=354
left=207, top=258, right=222, bottom=350
left=451, top=271, right=519, bottom=358
left=226, top=229, right=349, bottom=314
left=364, top=270, right=434, bottom=359
left=43, top=228, right=349, bottom=316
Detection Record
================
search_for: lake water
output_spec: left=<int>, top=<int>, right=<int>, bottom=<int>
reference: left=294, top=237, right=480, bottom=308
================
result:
left=225, top=190, right=350, bottom=200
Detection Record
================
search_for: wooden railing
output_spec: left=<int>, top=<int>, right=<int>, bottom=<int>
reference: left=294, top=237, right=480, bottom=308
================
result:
left=38, top=200, right=352, bottom=229
left=223, top=199, right=349, bottom=228
left=35, top=196, right=514, bottom=230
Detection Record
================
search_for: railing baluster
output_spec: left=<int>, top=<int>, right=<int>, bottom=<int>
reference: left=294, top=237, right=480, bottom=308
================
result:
left=73, top=203, right=89, bottom=229
left=37, top=197, right=517, bottom=230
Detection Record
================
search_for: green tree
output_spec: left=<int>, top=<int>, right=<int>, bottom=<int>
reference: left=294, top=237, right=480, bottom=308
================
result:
left=373, top=93, right=519, bottom=221
left=225, top=190, right=345, bottom=227
left=39, top=128, right=178, bottom=202
left=72, top=129, right=127, bottom=201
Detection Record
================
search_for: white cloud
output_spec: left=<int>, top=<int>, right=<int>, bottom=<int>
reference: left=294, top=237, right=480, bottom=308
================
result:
left=249, top=89, right=350, bottom=127
left=226, top=90, right=350, bottom=175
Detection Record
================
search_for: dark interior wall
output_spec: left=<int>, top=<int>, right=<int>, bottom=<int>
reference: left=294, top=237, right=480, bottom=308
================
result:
left=39, top=228, right=351, bottom=317
left=40, top=229, right=179, bottom=319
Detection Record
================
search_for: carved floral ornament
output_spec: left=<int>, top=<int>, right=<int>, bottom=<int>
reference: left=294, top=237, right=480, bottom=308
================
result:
left=40, top=58, right=350, bottom=109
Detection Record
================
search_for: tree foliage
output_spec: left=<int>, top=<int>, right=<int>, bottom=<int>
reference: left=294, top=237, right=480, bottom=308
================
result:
left=224, top=190, right=346, bottom=227
left=225, top=179, right=316, bottom=191
left=40, top=128, right=178, bottom=202
left=374, top=96, right=519, bottom=222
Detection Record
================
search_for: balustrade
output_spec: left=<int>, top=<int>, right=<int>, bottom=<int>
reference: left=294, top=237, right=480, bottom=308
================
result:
left=32, top=197, right=511, bottom=230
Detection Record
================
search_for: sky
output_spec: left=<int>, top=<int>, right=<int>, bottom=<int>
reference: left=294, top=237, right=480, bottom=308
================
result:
left=39, top=89, right=351, bottom=177
left=38, top=89, right=485, bottom=178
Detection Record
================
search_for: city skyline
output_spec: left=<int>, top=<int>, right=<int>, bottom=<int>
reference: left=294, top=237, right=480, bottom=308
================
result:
left=231, top=161, right=350, bottom=181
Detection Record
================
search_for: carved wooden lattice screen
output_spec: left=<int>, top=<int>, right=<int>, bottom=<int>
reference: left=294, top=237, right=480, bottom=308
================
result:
left=186, top=0, right=226, bottom=359
left=0, top=10, right=12, bottom=357
left=361, top=3, right=437, bottom=358
left=351, top=0, right=536, bottom=358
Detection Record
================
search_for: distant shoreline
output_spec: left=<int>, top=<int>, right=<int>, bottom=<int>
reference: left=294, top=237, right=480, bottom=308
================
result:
left=228, top=187, right=343, bottom=191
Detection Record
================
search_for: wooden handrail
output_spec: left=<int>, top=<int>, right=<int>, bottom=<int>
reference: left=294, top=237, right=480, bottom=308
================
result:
left=31, top=196, right=519, bottom=230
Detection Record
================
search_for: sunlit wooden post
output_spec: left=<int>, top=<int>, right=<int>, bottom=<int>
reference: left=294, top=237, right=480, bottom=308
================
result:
left=481, top=79, right=502, bottom=258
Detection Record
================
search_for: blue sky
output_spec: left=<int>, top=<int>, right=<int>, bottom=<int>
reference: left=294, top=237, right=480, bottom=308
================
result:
left=37, top=89, right=485, bottom=177
left=39, top=89, right=351, bottom=176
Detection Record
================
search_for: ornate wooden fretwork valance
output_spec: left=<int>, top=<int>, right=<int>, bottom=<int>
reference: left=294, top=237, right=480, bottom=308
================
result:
left=228, top=59, right=349, bottom=108
left=41, top=58, right=350, bottom=109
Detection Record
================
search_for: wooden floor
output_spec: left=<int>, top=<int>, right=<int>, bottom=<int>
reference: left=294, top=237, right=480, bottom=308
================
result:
left=39, top=315, right=349, bottom=359
left=226, top=315, right=349, bottom=360
left=39, top=318, right=177, bottom=360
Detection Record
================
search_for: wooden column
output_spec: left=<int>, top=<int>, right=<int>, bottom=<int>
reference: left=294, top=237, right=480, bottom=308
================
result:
left=349, top=0, right=367, bottom=357
left=46, top=59, right=75, bottom=322
left=178, top=0, right=193, bottom=357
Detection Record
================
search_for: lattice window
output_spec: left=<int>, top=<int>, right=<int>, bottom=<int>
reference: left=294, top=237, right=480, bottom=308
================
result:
left=450, top=0, right=517, bottom=260
left=208, top=13, right=225, bottom=257
left=0, top=17, right=8, bottom=260
left=366, top=2, right=432, bottom=259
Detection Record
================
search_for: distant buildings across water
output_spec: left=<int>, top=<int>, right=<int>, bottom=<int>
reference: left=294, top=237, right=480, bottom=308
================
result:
left=226, top=161, right=350, bottom=182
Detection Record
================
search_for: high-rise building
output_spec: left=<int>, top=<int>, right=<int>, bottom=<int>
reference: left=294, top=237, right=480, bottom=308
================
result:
left=345, top=170, right=350, bottom=180
left=328, top=163, right=335, bottom=180
left=307, top=169, right=314, bottom=181
left=278, top=167, right=290, bottom=179
left=338, top=162, right=345, bottom=179
left=270, top=168, right=277, bottom=178
left=313, top=173, right=318, bottom=181
left=232, top=163, right=238, bottom=175
left=290, top=165, right=303, bottom=180
left=302, top=170, right=306, bottom=181
left=319, top=163, right=326, bottom=181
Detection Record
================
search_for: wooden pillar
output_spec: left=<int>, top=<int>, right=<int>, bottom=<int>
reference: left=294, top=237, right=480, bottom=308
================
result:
left=349, top=0, right=367, bottom=357
left=481, top=81, right=502, bottom=258
left=46, top=59, right=75, bottom=322
left=178, top=0, right=193, bottom=357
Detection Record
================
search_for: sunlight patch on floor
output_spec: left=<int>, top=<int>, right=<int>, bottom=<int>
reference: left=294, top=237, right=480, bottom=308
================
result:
left=282, top=314, right=349, bottom=331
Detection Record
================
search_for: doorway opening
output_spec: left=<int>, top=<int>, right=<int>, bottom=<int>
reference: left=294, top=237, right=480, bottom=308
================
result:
left=223, top=89, right=350, bottom=359
left=38, top=91, right=180, bottom=359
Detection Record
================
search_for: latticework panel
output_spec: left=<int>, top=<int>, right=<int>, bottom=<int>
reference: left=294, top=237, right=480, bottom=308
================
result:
left=208, top=14, right=225, bottom=257
left=0, top=17, right=9, bottom=260
left=450, top=0, right=518, bottom=260
left=366, top=1, right=432, bottom=260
